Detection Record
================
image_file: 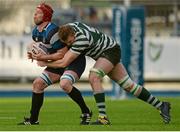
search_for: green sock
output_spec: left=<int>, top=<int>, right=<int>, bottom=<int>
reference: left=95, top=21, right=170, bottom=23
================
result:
left=138, top=87, right=162, bottom=108
left=118, top=75, right=162, bottom=109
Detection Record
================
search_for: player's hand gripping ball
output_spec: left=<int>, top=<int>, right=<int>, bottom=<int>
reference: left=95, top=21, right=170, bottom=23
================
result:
left=27, top=42, right=48, bottom=55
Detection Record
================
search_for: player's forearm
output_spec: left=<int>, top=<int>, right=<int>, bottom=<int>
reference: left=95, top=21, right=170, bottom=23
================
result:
left=48, top=52, right=64, bottom=60
left=40, top=53, right=63, bottom=61
left=43, top=50, right=79, bottom=68
left=34, top=52, right=63, bottom=61
left=45, top=47, right=68, bottom=61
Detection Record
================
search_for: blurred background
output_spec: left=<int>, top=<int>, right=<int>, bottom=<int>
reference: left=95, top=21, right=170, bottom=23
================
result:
left=0, top=0, right=180, bottom=98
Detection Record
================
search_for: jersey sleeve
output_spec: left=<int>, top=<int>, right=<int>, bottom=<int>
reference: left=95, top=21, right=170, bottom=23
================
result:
left=46, top=26, right=67, bottom=53
left=70, top=34, right=90, bottom=54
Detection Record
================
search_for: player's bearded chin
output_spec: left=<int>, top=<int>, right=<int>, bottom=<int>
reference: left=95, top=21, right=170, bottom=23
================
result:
left=35, top=20, right=43, bottom=25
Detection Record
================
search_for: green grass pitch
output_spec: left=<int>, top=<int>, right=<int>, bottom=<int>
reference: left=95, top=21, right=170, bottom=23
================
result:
left=0, top=96, right=179, bottom=131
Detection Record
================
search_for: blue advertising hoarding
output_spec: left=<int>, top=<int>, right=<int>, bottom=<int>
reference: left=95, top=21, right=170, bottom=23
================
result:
left=112, top=6, right=145, bottom=98
left=112, top=6, right=145, bottom=85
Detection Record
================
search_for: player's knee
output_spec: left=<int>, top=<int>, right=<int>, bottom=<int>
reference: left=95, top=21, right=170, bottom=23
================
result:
left=89, top=73, right=101, bottom=85
left=33, top=78, right=46, bottom=93
left=89, top=68, right=105, bottom=85
left=60, top=79, right=72, bottom=93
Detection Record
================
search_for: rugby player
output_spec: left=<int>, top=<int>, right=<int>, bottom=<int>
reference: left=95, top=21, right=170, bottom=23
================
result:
left=37, top=22, right=171, bottom=125
left=18, top=4, right=91, bottom=125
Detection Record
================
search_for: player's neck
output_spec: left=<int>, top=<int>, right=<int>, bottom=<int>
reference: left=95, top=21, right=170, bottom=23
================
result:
left=37, top=22, right=50, bottom=32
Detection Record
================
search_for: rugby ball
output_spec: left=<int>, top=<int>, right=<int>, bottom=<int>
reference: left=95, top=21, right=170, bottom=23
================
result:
left=27, top=42, right=48, bottom=55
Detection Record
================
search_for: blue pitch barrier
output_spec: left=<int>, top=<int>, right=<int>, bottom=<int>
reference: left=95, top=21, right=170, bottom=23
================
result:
left=0, top=89, right=180, bottom=97
left=0, top=90, right=112, bottom=97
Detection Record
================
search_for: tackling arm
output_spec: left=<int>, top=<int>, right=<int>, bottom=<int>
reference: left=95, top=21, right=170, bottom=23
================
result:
left=38, top=50, right=79, bottom=68
left=33, top=46, right=68, bottom=61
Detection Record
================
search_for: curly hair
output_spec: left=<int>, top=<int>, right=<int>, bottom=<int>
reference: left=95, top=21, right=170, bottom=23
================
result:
left=58, top=25, right=75, bottom=42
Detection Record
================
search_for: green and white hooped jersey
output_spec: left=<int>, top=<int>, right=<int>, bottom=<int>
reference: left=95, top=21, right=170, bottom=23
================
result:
left=68, top=22, right=117, bottom=60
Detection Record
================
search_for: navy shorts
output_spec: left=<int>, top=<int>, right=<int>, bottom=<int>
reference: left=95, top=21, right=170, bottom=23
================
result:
left=45, top=54, right=86, bottom=78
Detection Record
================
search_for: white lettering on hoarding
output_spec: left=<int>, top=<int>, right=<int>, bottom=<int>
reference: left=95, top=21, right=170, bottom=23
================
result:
left=129, top=18, right=142, bottom=82
left=115, top=10, right=121, bottom=45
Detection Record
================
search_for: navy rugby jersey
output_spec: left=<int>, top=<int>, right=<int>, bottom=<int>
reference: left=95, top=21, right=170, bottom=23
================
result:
left=32, top=22, right=66, bottom=54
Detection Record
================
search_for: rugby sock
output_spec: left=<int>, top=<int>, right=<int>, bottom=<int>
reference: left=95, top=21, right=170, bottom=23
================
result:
left=118, top=75, right=162, bottom=109
left=30, top=92, right=44, bottom=122
left=68, top=86, right=90, bottom=113
left=138, top=87, right=162, bottom=109
left=94, top=92, right=107, bottom=117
